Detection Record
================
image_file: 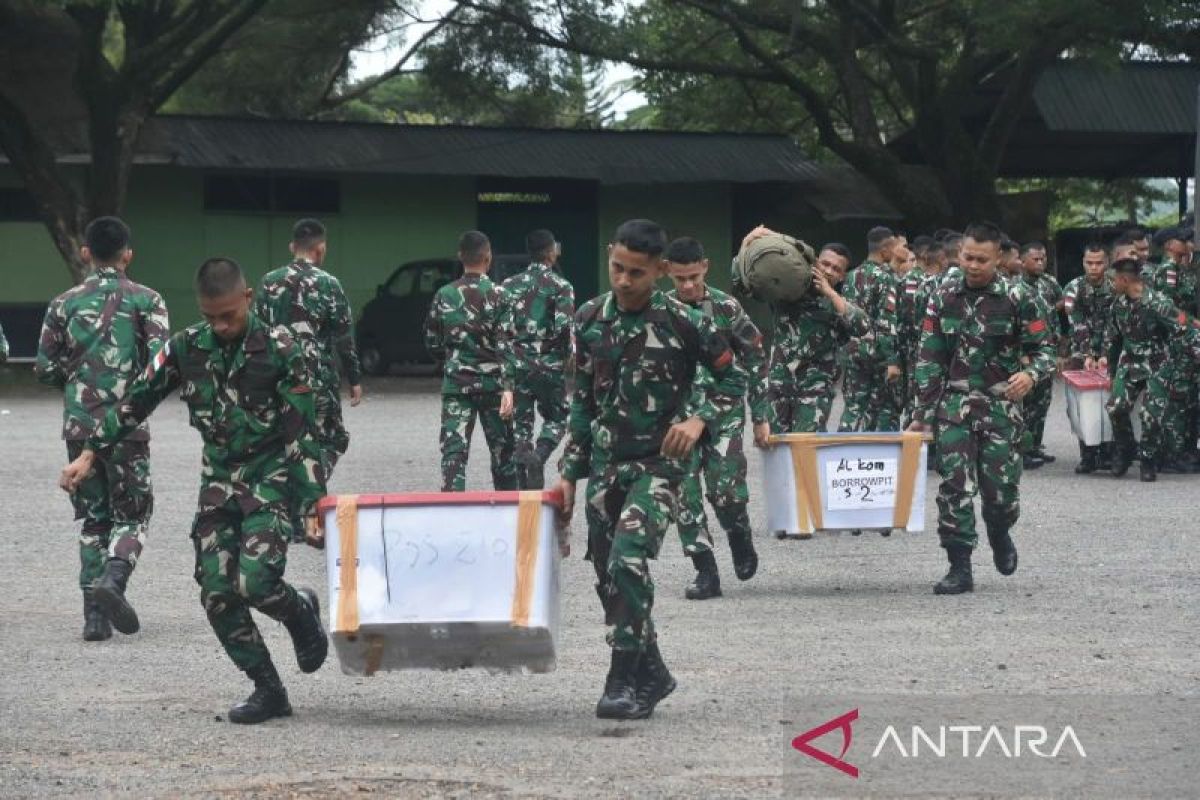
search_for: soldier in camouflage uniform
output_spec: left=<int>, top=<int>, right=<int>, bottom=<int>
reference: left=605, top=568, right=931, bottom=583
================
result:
left=1148, top=227, right=1200, bottom=472
left=757, top=241, right=868, bottom=436
left=840, top=227, right=903, bottom=432
left=499, top=229, right=574, bottom=489
left=909, top=222, right=1056, bottom=595
left=663, top=237, right=766, bottom=600
left=36, top=217, right=169, bottom=641
left=1103, top=257, right=1200, bottom=483
left=898, top=237, right=945, bottom=420
left=424, top=231, right=516, bottom=492
left=0, top=320, right=8, bottom=362
left=1019, top=242, right=1064, bottom=468
left=60, top=257, right=328, bottom=725
left=1061, top=243, right=1115, bottom=473
left=256, top=218, right=362, bottom=540
left=557, top=219, right=745, bottom=720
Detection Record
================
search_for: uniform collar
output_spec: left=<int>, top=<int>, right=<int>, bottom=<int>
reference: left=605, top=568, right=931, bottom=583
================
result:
left=90, top=266, right=122, bottom=281
left=461, top=272, right=486, bottom=284
left=194, top=313, right=267, bottom=352
left=599, top=288, right=668, bottom=321
left=291, top=258, right=317, bottom=271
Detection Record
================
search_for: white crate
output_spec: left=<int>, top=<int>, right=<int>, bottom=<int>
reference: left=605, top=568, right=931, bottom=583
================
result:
left=1063, top=370, right=1113, bottom=446
left=762, top=432, right=928, bottom=536
left=317, top=491, right=562, bottom=676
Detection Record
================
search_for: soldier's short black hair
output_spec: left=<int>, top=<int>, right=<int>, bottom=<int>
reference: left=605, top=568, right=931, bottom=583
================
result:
left=821, top=242, right=852, bottom=262
left=613, top=219, right=667, bottom=257
left=1111, top=258, right=1142, bottom=277
left=195, top=257, right=246, bottom=298
left=933, top=228, right=958, bottom=242
left=1111, top=232, right=1136, bottom=248
left=525, top=228, right=557, bottom=261
left=1000, top=238, right=1019, bottom=254
left=1020, top=241, right=1046, bottom=255
left=84, top=216, right=131, bottom=262
left=963, top=221, right=1002, bottom=246
left=664, top=236, right=705, bottom=265
left=866, top=226, right=894, bottom=251
left=1084, top=241, right=1108, bottom=254
left=911, top=235, right=934, bottom=255
left=292, top=218, right=326, bottom=250
left=458, top=230, right=491, bottom=266
left=943, top=233, right=964, bottom=257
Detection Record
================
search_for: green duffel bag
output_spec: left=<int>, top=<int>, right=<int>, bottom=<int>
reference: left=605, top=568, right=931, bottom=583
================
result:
left=733, top=233, right=816, bottom=303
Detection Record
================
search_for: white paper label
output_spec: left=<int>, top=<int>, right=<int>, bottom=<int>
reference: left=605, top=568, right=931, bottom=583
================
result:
left=826, top=457, right=898, bottom=511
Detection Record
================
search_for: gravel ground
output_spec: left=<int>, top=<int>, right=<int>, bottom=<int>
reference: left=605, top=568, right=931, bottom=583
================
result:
left=0, top=369, right=1196, bottom=799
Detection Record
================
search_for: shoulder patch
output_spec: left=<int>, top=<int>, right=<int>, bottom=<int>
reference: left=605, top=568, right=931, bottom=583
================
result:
left=1027, top=319, right=1047, bottom=334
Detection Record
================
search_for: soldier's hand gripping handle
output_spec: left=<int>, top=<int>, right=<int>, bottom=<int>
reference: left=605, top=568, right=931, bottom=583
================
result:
left=59, top=448, right=96, bottom=493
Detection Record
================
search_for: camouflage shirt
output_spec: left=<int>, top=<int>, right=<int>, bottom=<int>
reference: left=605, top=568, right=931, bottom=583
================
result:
left=913, top=272, right=1057, bottom=428
left=1103, top=287, right=1195, bottom=378
left=423, top=272, right=512, bottom=394
left=86, top=313, right=326, bottom=515
left=255, top=258, right=362, bottom=392
left=35, top=266, right=170, bottom=441
left=1022, top=272, right=1064, bottom=342
left=844, top=260, right=899, bottom=366
left=1062, top=275, right=1114, bottom=361
left=669, top=285, right=769, bottom=424
left=499, top=261, right=575, bottom=376
left=560, top=290, right=746, bottom=481
left=1149, top=260, right=1199, bottom=316
left=769, top=293, right=870, bottom=382
left=897, top=269, right=927, bottom=365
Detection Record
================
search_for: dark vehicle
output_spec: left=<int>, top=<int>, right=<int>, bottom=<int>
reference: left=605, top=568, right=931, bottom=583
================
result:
left=356, top=254, right=527, bottom=375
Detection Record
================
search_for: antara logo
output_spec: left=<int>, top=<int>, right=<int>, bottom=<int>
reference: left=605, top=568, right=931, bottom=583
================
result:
left=792, top=710, right=1087, bottom=778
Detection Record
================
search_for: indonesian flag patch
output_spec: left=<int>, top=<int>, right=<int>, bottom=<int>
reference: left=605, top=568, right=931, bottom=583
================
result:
left=1064, top=296, right=1075, bottom=312
left=142, top=339, right=171, bottom=382
left=1027, top=319, right=1047, bottom=334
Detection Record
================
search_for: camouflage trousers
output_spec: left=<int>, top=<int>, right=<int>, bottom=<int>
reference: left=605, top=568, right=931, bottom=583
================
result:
left=316, top=388, right=350, bottom=475
left=439, top=392, right=517, bottom=492
left=839, top=362, right=903, bottom=432
left=585, top=462, right=677, bottom=652
left=769, top=364, right=838, bottom=432
left=1022, top=377, right=1054, bottom=452
left=512, top=371, right=568, bottom=465
left=1107, top=365, right=1169, bottom=462
left=677, top=409, right=749, bottom=555
left=191, top=498, right=300, bottom=672
left=934, top=412, right=1023, bottom=549
left=66, top=440, right=153, bottom=592
left=1158, top=351, right=1197, bottom=461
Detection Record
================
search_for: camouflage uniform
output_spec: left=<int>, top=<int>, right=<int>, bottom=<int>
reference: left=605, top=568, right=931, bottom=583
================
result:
left=840, top=261, right=901, bottom=431
left=1021, top=273, right=1064, bottom=455
left=769, top=293, right=869, bottom=432
left=561, top=290, right=744, bottom=652
left=256, top=258, right=362, bottom=473
left=424, top=272, right=517, bottom=492
left=499, top=262, right=575, bottom=482
left=35, top=266, right=169, bottom=591
left=912, top=272, right=1056, bottom=549
left=1103, top=288, right=1197, bottom=465
left=85, top=314, right=326, bottom=673
left=1149, top=261, right=1199, bottom=462
left=667, top=286, right=767, bottom=555
left=1062, top=274, right=1115, bottom=367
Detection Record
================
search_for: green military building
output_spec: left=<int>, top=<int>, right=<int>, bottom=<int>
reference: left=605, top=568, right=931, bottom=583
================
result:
left=0, top=115, right=897, bottom=358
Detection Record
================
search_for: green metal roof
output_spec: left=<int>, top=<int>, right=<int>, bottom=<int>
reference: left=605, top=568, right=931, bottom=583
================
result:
left=1032, top=61, right=1198, bottom=135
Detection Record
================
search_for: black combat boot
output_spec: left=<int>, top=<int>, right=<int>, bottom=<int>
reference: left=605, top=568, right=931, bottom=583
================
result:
left=515, top=446, right=544, bottom=490
left=1140, top=460, right=1157, bottom=482
left=282, top=588, right=328, bottom=674
left=933, top=543, right=974, bottom=595
left=1036, top=445, right=1055, bottom=464
left=986, top=527, right=1018, bottom=576
left=1110, top=444, right=1134, bottom=477
left=91, top=558, right=139, bottom=635
left=1098, top=442, right=1114, bottom=470
left=632, top=641, right=677, bottom=719
left=717, top=504, right=758, bottom=580
left=1074, top=443, right=1098, bottom=474
left=1022, top=452, right=1044, bottom=470
left=229, top=661, right=292, bottom=724
left=595, top=649, right=640, bottom=719
left=684, top=550, right=722, bottom=600
left=82, top=589, right=111, bottom=642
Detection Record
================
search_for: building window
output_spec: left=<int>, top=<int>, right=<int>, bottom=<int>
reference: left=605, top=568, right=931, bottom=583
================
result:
left=274, top=176, right=340, bottom=213
left=204, top=175, right=271, bottom=212
left=0, top=187, right=40, bottom=222
left=203, top=174, right=340, bottom=214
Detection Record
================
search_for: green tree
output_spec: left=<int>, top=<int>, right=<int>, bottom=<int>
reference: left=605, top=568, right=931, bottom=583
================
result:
left=433, top=0, right=1197, bottom=228
left=0, top=0, right=269, bottom=283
